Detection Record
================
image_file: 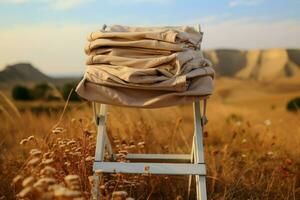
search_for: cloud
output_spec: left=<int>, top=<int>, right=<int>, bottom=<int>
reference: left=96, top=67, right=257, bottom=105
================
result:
left=229, top=0, right=264, bottom=7
left=0, top=0, right=93, bottom=10
left=0, top=23, right=97, bottom=75
left=201, top=19, right=300, bottom=49
left=0, top=0, right=30, bottom=4
left=49, top=0, right=93, bottom=10
left=110, top=0, right=174, bottom=4
left=0, top=20, right=300, bottom=75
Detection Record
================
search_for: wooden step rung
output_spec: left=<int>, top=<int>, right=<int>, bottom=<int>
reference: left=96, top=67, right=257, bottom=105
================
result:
left=119, top=153, right=191, bottom=162
left=93, top=162, right=206, bottom=175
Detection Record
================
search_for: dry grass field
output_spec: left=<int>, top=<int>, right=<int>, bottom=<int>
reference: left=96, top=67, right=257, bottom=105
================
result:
left=0, top=78, right=300, bottom=200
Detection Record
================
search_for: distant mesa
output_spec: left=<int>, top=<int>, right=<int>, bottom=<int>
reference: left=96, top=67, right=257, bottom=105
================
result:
left=204, top=48, right=300, bottom=82
left=0, top=63, right=79, bottom=88
left=0, top=63, right=52, bottom=84
left=0, top=48, right=300, bottom=88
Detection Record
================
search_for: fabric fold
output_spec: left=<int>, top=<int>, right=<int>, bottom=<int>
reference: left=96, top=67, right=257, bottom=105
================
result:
left=76, top=25, right=214, bottom=108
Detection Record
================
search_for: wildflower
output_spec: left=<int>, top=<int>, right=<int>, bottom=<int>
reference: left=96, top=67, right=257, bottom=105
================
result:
left=88, top=176, right=94, bottom=185
left=129, top=139, right=135, bottom=145
left=116, top=154, right=126, bottom=159
left=75, top=147, right=82, bottom=152
left=95, top=169, right=104, bottom=176
left=20, top=139, right=28, bottom=145
left=67, top=140, right=76, bottom=146
left=43, top=152, right=53, bottom=159
left=144, top=166, right=150, bottom=172
left=285, top=158, right=293, bottom=165
left=85, top=156, right=94, bottom=161
left=12, top=175, right=23, bottom=185
left=137, top=142, right=145, bottom=146
left=99, top=185, right=105, bottom=190
left=264, top=119, right=271, bottom=126
left=241, top=154, right=247, bottom=158
left=108, top=185, right=115, bottom=190
left=33, top=178, right=56, bottom=190
left=18, top=186, right=33, bottom=198
left=64, top=175, right=81, bottom=190
left=72, top=152, right=81, bottom=156
left=27, top=136, right=35, bottom=141
left=118, top=150, right=128, bottom=155
left=113, top=139, right=120, bottom=144
left=27, top=158, right=40, bottom=166
left=40, top=166, right=57, bottom=175
left=42, top=158, right=55, bottom=165
left=64, top=175, right=80, bottom=183
left=22, top=176, right=35, bottom=187
left=53, top=186, right=82, bottom=198
left=236, top=121, right=242, bottom=126
left=112, top=190, right=128, bottom=199
left=52, top=127, right=65, bottom=134
left=241, top=139, right=247, bottom=144
left=267, top=151, right=274, bottom=157
left=30, top=149, right=42, bottom=157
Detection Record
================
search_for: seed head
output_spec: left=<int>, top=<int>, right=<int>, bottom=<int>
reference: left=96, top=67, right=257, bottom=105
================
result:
left=27, top=157, right=40, bottom=166
left=18, top=186, right=33, bottom=198
left=12, top=175, right=23, bottom=185
left=20, top=139, right=28, bottom=145
left=22, top=176, right=35, bottom=187
left=40, top=166, right=57, bottom=175
left=30, top=149, right=42, bottom=157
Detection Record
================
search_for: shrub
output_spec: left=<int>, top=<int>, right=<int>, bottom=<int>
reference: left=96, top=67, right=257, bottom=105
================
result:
left=287, top=97, right=300, bottom=112
left=61, top=83, right=81, bottom=101
left=31, top=83, right=52, bottom=100
left=11, top=85, right=33, bottom=100
left=31, top=83, right=61, bottom=101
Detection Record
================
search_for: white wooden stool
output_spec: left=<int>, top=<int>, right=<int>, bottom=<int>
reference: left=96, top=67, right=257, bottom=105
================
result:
left=91, top=100, right=208, bottom=200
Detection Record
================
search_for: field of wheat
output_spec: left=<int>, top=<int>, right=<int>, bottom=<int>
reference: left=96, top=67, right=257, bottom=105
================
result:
left=0, top=79, right=300, bottom=200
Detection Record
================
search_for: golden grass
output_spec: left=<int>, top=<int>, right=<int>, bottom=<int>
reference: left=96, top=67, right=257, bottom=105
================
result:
left=0, top=79, right=300, bottom=200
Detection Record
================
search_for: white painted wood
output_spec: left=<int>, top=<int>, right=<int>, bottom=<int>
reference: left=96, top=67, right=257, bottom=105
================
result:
left=196, top=24, right=202, bottom=50
left=94, top=104, right=107, bottom=162
left=193, top=101, right=207, bottom=200
left=125, top=153, right=191, bottom=161
left=199, top=176, right=207, bottom=200
left=92, top=174, right=100, bottom=200
left=187, top=135, right=195, bottom=199
left=93, top=162, right=206, bottom=175
left=193, top=102, right=205, bottom=164
left=93, top=103, right=108, bottom=199
left=197, top=24, right=201, bottom=32
left=104, top=128, right=113, bottom=158
left=92, top=102, right=97, bottom=126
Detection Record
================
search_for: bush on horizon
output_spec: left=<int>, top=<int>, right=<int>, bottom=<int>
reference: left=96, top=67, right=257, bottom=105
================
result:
left=12, top=85, right=33, bottom=101
left=11, top=82, right=81, bottom=102
left=287, top=97, right=300, bottom=112
left=61, top=83, right=81, bottom=102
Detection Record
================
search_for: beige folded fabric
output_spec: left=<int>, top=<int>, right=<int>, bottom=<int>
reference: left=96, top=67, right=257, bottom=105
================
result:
left=88, top=25, right=202, bottom=46
left=76, top=25, right=214, bottom=108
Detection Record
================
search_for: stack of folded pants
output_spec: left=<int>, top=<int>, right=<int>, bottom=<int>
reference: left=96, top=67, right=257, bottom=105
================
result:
left=76, top=25, right=215, bottom=108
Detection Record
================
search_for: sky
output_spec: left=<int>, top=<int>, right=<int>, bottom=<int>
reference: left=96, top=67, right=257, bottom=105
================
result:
left=0, top=0, right=300, bottom=76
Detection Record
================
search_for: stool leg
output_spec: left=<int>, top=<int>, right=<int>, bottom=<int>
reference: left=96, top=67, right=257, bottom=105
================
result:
left=92, top=175, right=100, bottom=200
left=188, top=136, right=195, bottom=199
left=93, top=103, right=107, bottom=200
left=197, top=176, right=207, bottom=200
left=193, top=101, right=207, bottom=200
